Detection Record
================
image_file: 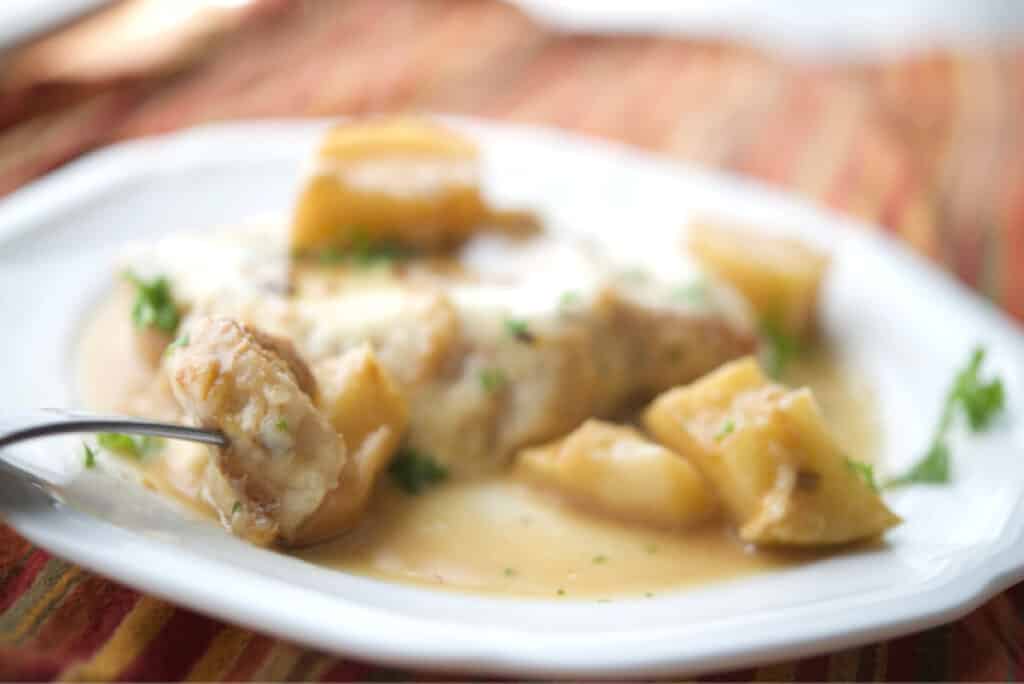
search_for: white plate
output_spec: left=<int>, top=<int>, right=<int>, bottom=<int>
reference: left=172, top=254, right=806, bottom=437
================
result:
left=0, top=0, right=110, bottom=51
left=1, top=119, right=1023, bottom=679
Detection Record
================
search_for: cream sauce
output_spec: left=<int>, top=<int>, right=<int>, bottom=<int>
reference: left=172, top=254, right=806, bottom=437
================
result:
left=76, top=271, right=881, bottom=599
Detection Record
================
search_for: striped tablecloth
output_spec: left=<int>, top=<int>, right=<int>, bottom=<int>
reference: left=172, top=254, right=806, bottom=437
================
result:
left=2, top=1, right=1023, bottom=679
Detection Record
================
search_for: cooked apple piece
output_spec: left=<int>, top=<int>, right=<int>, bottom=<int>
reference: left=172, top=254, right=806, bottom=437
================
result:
left=295, top=345, right=409, bottom=544
left=519, top=420, right=718, bottom=528
left=644, top=357, right=900, bottom=546
left=687, top=220, right=829, bottom=338
left=291, top=117, right=533, bottom=253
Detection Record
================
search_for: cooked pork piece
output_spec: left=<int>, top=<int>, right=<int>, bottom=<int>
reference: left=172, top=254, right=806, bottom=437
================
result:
left=165, top=316, right=347, bottom=545
left=375, top=284, right=756, bottom=475
left=140, top=231, right=757, bottom=476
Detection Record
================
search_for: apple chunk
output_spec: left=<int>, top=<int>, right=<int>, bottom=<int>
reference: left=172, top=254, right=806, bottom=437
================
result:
left=519, top=419, right=718, bottom=529
left=644, top=357, right=900, bottom=546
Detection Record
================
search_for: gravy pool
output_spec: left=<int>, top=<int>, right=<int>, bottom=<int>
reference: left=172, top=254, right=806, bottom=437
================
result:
left=78, top=286, right=880, bottom=599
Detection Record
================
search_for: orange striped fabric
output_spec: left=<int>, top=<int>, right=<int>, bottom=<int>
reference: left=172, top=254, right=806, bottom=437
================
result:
left=1, top=0, right=1023, bottom=680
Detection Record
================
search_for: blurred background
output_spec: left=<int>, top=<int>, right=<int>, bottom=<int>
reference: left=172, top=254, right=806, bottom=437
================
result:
left=1, top=0, right=1022, bottom=317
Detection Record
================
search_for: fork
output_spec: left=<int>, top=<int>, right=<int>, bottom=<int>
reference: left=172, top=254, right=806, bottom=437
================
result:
left=0, top=409, right=227, bottom=450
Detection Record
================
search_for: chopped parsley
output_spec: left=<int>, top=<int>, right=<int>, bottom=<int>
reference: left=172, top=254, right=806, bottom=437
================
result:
left=758, top=316, right=799, bottom=379
left=164, top=333, right=190, bottom=356
left=592, top=554, right=608, bottom=564
left=558, top=291, right=581, bottom=312
left=275, top=417, right=289, bottom=432
left=388, top=448, right=449, bottom=495
left=479, top=367, right=507, bottom=393
left=96, top=433, right=164, bottom=460
left=314, top=230, right=414, bottom=268
left=671, top=280, right=708, bottom=305
left=316, top=246, right=347, bottom=264
left=124, top=272, right=180, bottom=333
left=503, top=567, right=517, bottom=577
left=83, top=442, right=96, bottom=469
left=557, top=588, right=566, bottom=596
left=887, top=346, right=1005, bottom=488
left=350, top=235, right=412, bottom=267
left=714, top=419, right=735, bottom=442
left=620, top=268, right=649, bottom=283
left=846, top=459, right=878, bottom=492
left=504, top=318, right=535, bottom=344
left=232, top=501, right=242, bottom=516
left=645, top=543, right=658, bottom=554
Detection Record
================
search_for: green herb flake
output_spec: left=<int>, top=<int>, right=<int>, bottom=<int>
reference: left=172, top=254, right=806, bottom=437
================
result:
left=138, top=435, right=165, bottom=456
left=955, top=348, right=1006, bottom=431
left=232, top=501, right=242, bottom=516
left=316, top=230, right=415, bottom=269
left=888, top=442, right=950, bottom=488
left=83, top=442, right=96, bottom=469
left=714, top=419, right=735, bottom=442
left=124, top=271, right=180, bottom=333
left=388, top=448, right=449, bottom=495
left=846, top=459, right=878, bottom=492
left=886, top=346, right=1006, bottom=489
left=620, top=268, right=649, bottom=283
left=644, top=592, right=655, bottom=598
left=592, top=554, right=608, bottom=564
left=165, top=333, right=190, bottom=356
left=558, top=291, right=581, bottom=312
left=645, top=543, right=658, bottom=555
left=97, top=432, right=141, bottom=459
left=759, top=316, right=799, bottom=379
left=479, top=367, right=507, bottom=393
left=96, top=433, right=162, bottom=460
left=317, top=246, right=347, bottom=264
left=557, top=588, right=566, bottom=596
left=503, top=567, right=517, bottom=577
left=671, top=280, right=708, bottom=305
left=275, top=417, right=289, bottom=433
left=504, top=318, right=535, bottom=344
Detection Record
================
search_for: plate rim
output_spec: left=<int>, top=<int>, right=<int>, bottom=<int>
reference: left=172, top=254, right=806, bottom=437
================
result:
left=3, top=117, right=1024, bottom=678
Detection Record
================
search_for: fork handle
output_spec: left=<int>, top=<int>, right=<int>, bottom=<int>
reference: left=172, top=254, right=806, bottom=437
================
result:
left=0, top=409, right=227, bottom=450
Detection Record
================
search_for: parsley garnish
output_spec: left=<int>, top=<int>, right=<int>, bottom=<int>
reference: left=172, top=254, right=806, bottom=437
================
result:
left=479, top=368, right=507, bottom=393
left=165, top=333, right=189, bottom=356
left=645, top=543, right=657, bottom=554
left=232, top=501, right=242, bottom=516
left=759, top=317, right=799, bottom=379
left=83, top=442, right=96, bottom=469
left=388, top=448, right=449, bottom=495
left=503, top=567, right=517, bottom=577
left=671, top=281, right=708, bottom=305
left=846, top=459, right=878, bottom=492
left=557, top=588, right=566, bottom=596
left=620, top=268, right=649, bottom=283
left=315, top=230, right=414, bottom=268
left=714, top=419, right=735, bottom=442
left=124, top=272, right=180, bottom=333
left=97, top=433, right=164, bottom=460
left=592, top=554, right=608, bottom=564
left=558, top=291, right=581, bottom=312
left=317, top=247, right=347, bottom=264
left=504, top=318, right=535, bottom=344
left=275, top=417, right=289, bottom=432
left=887, top=346, right=1005, bottom=488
